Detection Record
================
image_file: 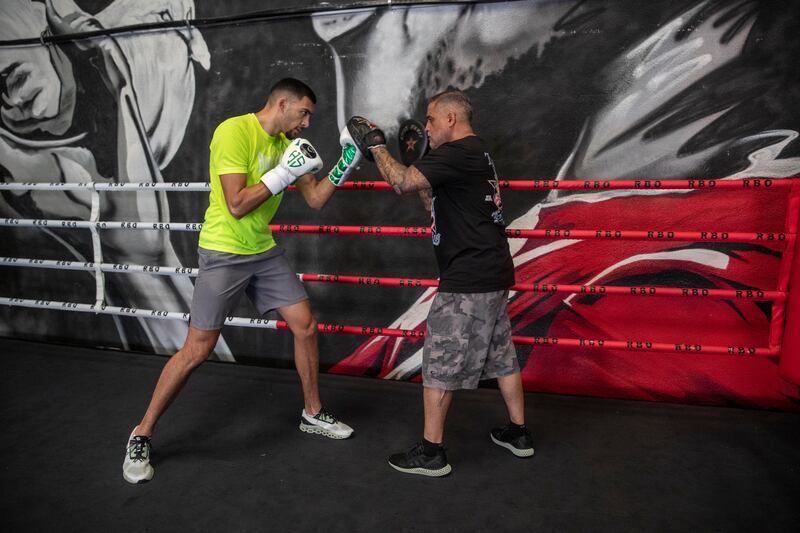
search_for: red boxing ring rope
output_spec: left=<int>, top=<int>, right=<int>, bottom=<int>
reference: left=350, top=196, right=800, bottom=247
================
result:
left=309, top=177, right=797, bottom=191
left=270, top=224, right=792, bottom=243
left=299, top=274, right=785, bottom=301
left=283, top=322, right=780, bottom=357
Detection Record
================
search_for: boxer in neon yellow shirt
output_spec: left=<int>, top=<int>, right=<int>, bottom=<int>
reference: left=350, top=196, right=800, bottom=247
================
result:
left=123, top=78, right=362, bottom=484
left=199, top=112, right=290, bottom=254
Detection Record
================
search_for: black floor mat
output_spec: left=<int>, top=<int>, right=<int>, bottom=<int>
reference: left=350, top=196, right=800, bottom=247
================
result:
left=2, top=337, right=799, bottom=533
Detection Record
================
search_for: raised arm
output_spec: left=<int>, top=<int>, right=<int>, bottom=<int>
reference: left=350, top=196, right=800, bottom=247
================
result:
left=294, top=124, right=363, bottom=210
left=292, top=173, right=336, bottom=210
left=370, top=146, right=431, bottom=195
left=345, top=116, right=431, bottom=195
left=220, top=173, right=271, bottom=219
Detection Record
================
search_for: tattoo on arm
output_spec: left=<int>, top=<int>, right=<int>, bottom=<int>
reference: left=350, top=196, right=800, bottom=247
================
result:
left=419, top=188, right=432, bottom=211
left=372, top=147, right=430, bottom=194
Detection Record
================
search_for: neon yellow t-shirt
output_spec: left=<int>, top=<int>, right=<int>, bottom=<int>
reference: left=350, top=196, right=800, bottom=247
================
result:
left=198, top=113, right=290, bottom=254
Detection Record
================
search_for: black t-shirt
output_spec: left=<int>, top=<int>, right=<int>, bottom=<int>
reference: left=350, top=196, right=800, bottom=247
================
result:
left=413, top=135, right=515, bottom=293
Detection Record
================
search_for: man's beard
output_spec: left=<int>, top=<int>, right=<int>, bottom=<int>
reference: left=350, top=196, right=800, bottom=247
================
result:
left=285, top=129, right=300, bottom=140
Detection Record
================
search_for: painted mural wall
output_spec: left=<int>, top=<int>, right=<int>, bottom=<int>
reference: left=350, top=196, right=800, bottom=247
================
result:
left=2, top=0, right=799, bottom=409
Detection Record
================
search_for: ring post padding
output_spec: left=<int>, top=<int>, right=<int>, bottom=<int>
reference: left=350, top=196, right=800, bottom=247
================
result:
left=778, top=182, right=800, bottom=393
left=88, top=182, right=105, bottom=306
left=770, top=182, right=800, bottom=347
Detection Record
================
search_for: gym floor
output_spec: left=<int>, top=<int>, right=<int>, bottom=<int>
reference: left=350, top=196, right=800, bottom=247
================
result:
left=2, top=337, right=799, bottom=532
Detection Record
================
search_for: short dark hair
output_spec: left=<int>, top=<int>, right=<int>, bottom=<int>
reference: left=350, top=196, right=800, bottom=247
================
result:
left=268, top=78, right=317, bottom=104
left=429, top=89, right=472, bottom=122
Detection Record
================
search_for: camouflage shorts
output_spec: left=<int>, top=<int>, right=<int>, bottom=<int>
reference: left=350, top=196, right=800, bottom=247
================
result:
left=422, top=290, right=519, bottom=390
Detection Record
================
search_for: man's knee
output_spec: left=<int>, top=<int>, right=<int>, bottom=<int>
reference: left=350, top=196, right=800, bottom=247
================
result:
left=290, top=315, right=318, bottom=341
left=177, top=330, right=218, bottom=368
left=175, top=344, right=211, bottom=370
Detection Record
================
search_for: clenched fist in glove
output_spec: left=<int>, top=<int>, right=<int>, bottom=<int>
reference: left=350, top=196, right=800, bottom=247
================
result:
left=260, top=138, right=323, bottom=195
left=345, top=116, right=386, bottom=161
left=328, top=125, right=363, bottom=186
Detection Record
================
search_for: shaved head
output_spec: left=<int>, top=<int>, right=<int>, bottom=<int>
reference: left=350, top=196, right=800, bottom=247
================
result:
left=429, top=89, right=472, bottom=124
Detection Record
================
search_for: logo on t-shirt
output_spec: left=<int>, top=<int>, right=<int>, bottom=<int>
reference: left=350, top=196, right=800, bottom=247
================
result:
left=485, top=152, right=505, bottom=225
left=431, top=196, right=441, bottom=246
left=258, top=152, right=271, bottom=175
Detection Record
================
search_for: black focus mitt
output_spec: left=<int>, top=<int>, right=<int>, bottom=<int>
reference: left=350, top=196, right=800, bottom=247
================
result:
left=346, top=116, right=386, bottom=161
left=398, top=119, right=428, bottom=165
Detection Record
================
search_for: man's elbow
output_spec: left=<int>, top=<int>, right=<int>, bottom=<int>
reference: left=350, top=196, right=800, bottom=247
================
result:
left=227, top=203, right=245, bottom=219
left=307, top=197, right=325, bottom=211
left=392, top=180, right=415, bottom=195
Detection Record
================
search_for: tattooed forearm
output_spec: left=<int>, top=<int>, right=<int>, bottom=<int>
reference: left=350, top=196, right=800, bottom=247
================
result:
left=371, top=146, right=429, bottom=194
left=419, top=188, right=432, bottom=211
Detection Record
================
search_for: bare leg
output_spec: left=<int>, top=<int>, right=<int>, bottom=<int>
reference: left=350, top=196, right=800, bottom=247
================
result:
left=423, top=386, right=454, bottom=443
left=135, top=325, right=221, bottom=436
left=278, top=300, right=322, bottom=415
left=497, top=371, right=526, bottom=425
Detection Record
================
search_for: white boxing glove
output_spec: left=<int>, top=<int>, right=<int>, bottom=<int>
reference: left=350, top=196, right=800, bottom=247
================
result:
left=339, top=123, right=360, bottom=156
left=328, top=126, right=363, bottom=187
left=260, top=138, right=323, bottom=195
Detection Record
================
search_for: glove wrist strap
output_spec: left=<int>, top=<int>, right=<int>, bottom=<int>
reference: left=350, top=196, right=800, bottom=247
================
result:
left=260, top=166, right=292, bottom=195
left=328, top=144, right=358, bottom=187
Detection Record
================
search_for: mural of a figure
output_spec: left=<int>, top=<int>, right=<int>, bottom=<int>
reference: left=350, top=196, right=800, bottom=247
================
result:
left=2, top=0, right=800, bottom=408
left=313, top=0, right=800, bottom=408
left=0, top=0, right=229, bottom=357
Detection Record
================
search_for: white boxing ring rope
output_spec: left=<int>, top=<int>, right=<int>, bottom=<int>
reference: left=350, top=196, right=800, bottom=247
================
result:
left=0, top=182, right=212, bottom=191
left=0, top=181, right=208, bottom=306
left=0, top=296, right=282, bottom=330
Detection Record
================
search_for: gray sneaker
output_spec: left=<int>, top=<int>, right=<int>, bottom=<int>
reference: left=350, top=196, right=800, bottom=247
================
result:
left=299, top=408, right=353, bottom=439
left=122, top=428, right=154, bottom=483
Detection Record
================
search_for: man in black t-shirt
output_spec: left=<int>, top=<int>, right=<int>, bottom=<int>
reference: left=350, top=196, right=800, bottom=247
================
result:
left=348, top=89, right=534, bottom=477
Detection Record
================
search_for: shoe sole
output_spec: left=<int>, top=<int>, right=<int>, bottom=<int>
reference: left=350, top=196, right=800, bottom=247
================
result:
left=122, top=467, right=154, bottom=484
left=299, top=423, right=352, bottom=439
left=388, top=461, right=452, bottom=477
left=490, top=434, right=535, bottom=458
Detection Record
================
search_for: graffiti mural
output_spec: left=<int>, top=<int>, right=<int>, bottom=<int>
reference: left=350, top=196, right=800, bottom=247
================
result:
left=2, top=0, right=799, bottom=408
left=0, top=0, right=225, bottom=355
left=319, top=1, right=800, bottom=410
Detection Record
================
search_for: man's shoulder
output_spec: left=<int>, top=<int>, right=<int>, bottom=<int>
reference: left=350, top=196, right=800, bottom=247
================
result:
left=424, top=135, right=485, bottom=162
left=215, top=113, right=254, bottom=132
left=453, top=134, right=485, bottom=149
left=436, top=134, right=484, bottom=154
left=210, top=115, right=259, bottom=151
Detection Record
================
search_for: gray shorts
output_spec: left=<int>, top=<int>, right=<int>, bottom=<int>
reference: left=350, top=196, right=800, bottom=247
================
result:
left=189, top=246, right=308, bottom=330
left=422, top=290, right=519, bottom=390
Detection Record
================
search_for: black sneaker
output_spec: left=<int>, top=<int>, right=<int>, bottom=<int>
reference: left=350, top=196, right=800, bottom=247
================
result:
left=388, top=442, right=452, bottom=477
left=490, top=424, right=535, bottom=457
